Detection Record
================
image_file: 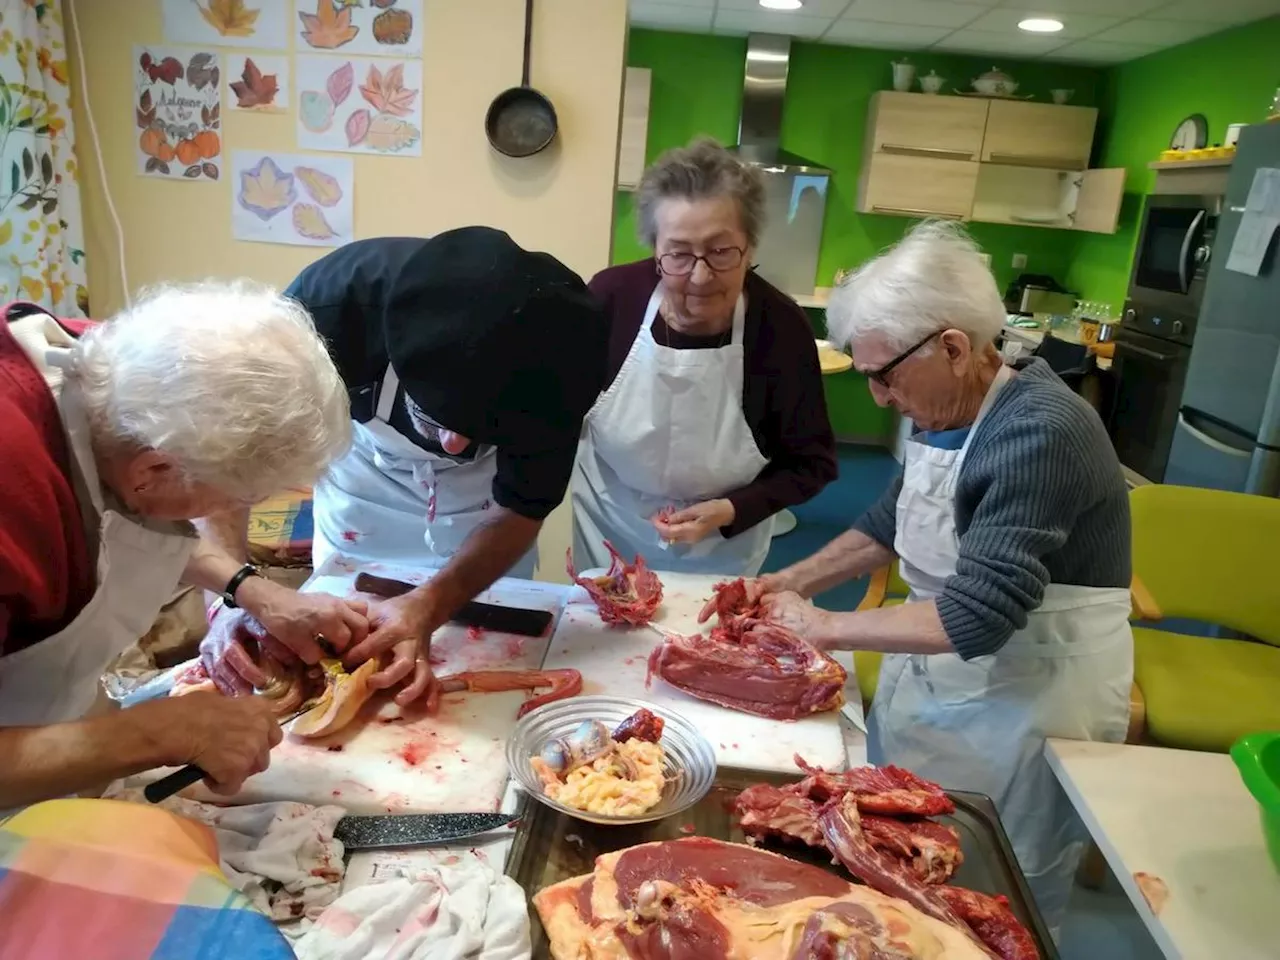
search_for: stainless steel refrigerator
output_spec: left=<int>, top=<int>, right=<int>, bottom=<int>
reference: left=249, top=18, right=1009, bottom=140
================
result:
left=1164, top=122, right=1280, bottom=497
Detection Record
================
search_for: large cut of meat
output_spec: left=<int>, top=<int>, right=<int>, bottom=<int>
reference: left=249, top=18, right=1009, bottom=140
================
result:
left=534, top=837, right=994, bottom=959
left=567, top=542, right=664, bottom=627
left=732, top=759, right=1039, bottom=960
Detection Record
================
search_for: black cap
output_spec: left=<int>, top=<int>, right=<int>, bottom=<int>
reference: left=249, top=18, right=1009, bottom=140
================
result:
left=383, top=227, right=608, bottom=450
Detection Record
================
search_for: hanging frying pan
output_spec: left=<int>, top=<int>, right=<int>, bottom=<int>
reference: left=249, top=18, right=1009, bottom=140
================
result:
left=485, top=0, right=559, bottom=158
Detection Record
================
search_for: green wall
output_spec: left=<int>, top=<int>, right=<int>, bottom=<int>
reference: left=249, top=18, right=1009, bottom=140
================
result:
left=1069, top=16, right=1280, bottom=304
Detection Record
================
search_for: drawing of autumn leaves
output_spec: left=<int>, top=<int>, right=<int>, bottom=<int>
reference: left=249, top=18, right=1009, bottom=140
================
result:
left=298, top=57, right=420, bottom=155
left=135, top=48, right=221, bottom=180
left=238, top=155, right=347, bottom=242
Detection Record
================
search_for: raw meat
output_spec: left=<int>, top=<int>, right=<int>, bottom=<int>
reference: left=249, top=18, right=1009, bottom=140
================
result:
left=534, top=837, right=994, bottom=959
left=794, top=756, right=956, bottom=818
left=862, top=815, right=965, bottom=886
left=567, top=541, right=664, bottom=627
left=435, top=668, right=582, bottom=719
left=937, top=887, right=1041, bottom=960
left=611, top=707, right=664, bottom=744
left=646, top=624, right=846, bottom=720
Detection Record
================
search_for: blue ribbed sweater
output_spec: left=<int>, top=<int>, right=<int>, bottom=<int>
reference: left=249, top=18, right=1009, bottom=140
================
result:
left=853, top=359, right=1131, bottom=659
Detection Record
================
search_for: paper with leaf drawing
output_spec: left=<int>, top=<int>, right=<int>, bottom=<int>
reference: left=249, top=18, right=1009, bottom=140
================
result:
left=295, top=54, right=422, bottom=157
left=225, top=54, right=288, bottom=112
left=162, top=0, right=288, bottom=50
left=296, top=0, right=423, bottom=59
left=134, top=46, right=222, bottom=181
left=231, top=151, right=353, bottom=247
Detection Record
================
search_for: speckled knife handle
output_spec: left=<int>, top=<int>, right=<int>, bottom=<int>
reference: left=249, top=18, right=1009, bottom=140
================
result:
left=144, top=764, right=206, bottom=803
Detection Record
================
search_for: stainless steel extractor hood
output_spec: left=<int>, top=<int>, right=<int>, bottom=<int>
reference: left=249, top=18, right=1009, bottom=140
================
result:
left=731, top=33, right=828, bottom=173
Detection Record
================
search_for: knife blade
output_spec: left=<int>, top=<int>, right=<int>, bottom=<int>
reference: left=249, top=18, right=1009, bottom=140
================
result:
left=355, top=572, right=553, bottom=637
left=334, top=812, right=519, bottom=850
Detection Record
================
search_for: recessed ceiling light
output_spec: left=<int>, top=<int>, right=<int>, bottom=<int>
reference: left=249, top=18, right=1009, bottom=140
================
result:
left=760, top=0, right=804, bottom=10
left=1018, top=17, right=1064, bottom=33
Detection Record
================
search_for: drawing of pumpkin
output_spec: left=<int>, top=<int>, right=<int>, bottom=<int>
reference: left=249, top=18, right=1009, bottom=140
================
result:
left=176, top=139, right=201, bottom=166
left=194, top=130, right=221, bottom=160
left=156, top=140, right=176, bottom=164
left=372, top=8, right=412, bottom=45
left=139, top=126, right=166, bottom=158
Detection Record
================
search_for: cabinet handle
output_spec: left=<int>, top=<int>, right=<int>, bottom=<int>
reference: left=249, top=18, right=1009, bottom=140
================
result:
left=871, top=205, right=964, bottom=219
left=987, top=152, right=1084, bottom=170
left=880, top=143, right=975, bottom=159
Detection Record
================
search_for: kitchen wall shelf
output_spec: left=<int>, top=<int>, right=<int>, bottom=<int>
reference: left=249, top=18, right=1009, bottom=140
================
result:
left=1148, top=157, right=1234, bottom=170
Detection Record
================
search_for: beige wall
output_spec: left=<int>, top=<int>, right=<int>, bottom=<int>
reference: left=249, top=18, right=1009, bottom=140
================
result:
left=64, top=0, right=628, bottom=582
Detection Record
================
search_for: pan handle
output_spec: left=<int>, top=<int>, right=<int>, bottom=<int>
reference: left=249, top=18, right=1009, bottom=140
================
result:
left=521, top=0, right=534, bottom=88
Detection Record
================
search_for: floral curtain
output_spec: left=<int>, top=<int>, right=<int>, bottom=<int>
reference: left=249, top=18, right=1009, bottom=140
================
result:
left=0, top=0, right=86, bottom=315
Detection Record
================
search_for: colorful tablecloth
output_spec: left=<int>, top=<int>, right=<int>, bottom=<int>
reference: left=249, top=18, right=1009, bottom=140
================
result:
left=248, top=487, right=314, bottom=567
left=0, top=799, right=292, bottom=960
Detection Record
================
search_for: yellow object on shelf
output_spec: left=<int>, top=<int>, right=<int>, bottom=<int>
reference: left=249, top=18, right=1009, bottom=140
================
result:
left=1159, top=148, right=1183, bottom=162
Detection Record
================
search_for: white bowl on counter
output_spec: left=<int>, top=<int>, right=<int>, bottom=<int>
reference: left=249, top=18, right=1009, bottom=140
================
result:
left=506, top=695, right=717, bottom=826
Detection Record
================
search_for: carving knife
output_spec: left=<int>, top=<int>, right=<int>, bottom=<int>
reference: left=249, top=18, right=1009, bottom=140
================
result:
left=334, top=812, right=519, bottom=850
left=355, top=572, right=553, bottom=637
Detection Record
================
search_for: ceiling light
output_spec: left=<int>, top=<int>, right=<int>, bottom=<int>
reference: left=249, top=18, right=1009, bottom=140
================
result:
left=760, top=0, right=804, bottom=10
left=1018, top=17, right=1064, bottom=33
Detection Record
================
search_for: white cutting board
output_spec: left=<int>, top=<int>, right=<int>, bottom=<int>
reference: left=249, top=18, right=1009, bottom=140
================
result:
left=150, top=560, right=570, bottom=814
left=543, top=570, right=853, bottom=774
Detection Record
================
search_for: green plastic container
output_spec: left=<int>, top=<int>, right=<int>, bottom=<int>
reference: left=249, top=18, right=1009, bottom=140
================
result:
left=1230, top=731, right=1280, bottom=875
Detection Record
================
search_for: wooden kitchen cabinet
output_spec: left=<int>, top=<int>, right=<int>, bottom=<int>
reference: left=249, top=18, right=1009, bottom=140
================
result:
left=617, top=67, right=651, bottom=191
left=868, top=92, right=990, bottom=160
left=970, top=164, right=1126, bottom=234
left=858, top=152, right=979, bottom=220
left=981, top=100, right=1098, bottom=171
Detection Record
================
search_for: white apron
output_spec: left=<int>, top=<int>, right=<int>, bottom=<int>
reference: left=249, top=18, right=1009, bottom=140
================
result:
left=312, top=363, right=537, bottom=579
left=571, top=288, right=773, bottom=576
left=0, top=344, right=195, bottom=728
left=866, top=364, right=1133, bottom=934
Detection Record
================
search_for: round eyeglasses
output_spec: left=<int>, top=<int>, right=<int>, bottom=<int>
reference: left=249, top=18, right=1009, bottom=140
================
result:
left=657, top=246, right=747, bottom=276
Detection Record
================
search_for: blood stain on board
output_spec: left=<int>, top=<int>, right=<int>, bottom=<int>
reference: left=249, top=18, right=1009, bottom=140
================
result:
left=400, top=742, right=432, bottom=766
left=327, top=745, right=344, bottom=752
left=466, top=625, right=484, bottom=643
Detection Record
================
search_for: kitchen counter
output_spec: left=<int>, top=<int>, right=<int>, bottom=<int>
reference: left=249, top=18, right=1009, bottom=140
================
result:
left=1002, top=320, right=1113, bottom=371
left=1045, top=739, right=1280, bottom=960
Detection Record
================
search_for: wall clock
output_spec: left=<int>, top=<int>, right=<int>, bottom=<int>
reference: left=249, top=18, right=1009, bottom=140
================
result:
left=1170, top=114, right=1208, bottom=150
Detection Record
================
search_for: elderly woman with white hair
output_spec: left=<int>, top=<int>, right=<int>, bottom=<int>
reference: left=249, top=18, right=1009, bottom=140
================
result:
left=756, top=221, right=1133, bottom=931
left=0, top=284, right=355, bottom=808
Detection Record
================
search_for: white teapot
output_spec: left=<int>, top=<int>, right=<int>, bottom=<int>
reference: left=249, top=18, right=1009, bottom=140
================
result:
left=971, top=67, right=1018, bottom=97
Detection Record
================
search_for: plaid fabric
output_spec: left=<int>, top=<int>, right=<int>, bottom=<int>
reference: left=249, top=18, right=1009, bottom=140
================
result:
left=0, top=799, right=292, bottom=960
left=248, top=487, right=315, bottom=567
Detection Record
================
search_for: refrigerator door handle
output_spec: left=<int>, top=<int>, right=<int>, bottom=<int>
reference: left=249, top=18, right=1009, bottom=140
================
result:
left=1177, top=412, right=1252, bottom=458
left=1177, top=209, right=1205, bottom=295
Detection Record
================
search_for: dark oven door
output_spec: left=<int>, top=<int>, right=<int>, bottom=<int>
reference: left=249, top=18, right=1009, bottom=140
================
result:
left=1108, top=329, right=1192, bottom=482
left=1130, top=195, right=1217, bottom=310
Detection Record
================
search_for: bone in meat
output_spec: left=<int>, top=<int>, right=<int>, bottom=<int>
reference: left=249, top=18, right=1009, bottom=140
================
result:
left=937, top=886, right=1041, bottom=960
left=566, top=541, right=664, bottom=627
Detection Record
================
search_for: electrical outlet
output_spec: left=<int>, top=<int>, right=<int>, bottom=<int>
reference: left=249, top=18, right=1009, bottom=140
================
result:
left=1012, top=253, right=1028, bottom=269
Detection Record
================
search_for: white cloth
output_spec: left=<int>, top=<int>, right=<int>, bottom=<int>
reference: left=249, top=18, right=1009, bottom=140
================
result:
left=312, top=363, right=536, bottom=579
left=295, top=857, right=530, bottom=960
left=571, top=287, right=772, bottom=577
left=867, top=363, right=1133, bottom=933
left=0, top=326, right=194, bottom=727
left=107, top=785, right=347, bottom=924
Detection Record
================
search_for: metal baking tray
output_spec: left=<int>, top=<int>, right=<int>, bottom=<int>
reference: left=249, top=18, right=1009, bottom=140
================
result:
left=507, top=767, right=1058, bottom=959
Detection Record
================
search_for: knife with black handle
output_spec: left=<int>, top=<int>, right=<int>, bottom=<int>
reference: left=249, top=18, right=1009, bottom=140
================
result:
left=355, top=572, right=554, bottom=637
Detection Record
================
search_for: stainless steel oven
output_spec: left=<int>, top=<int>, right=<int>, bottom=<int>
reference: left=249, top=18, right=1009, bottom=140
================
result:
left=1128, top=193, right=1220, bottom=315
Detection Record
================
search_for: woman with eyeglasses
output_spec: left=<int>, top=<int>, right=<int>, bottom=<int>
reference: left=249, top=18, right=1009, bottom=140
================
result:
left=571, top=138, right=836, bottom=576
left=753, top=221, right=1133, bottom=936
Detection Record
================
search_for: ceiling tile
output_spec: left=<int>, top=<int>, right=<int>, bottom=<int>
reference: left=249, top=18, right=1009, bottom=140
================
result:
left=930, top=27, right=1071, bottom=53
left=711, top=10, right=834, bottom=37
left=842, top=0, right=990, bottom=28
left=822, top=19, right=956, bottom=45
left=630, top=1, right=715, bottom=30
left=1042, top=38, right=1162, bottom=61
left=959, top=8, right=1123, bottom=36
left=718, top=0, right=853, bottom=15
left=1153, top=0, right=1280, bottom=23
left=1090, top=18, right=1226, bottom=44
left=998, top=0, right=1167, bottom=14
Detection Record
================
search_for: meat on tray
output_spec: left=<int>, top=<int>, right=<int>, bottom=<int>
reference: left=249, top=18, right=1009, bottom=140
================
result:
left=567, top=541, right=664, bottom=627
left=732, top=757, right=1039, bottom=960
left=534, top=837, right=997, bottom=959
left=646, top=578, right=846, bottom=720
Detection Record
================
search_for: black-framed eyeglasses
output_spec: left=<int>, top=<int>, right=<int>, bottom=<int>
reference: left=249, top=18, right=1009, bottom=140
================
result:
left=866, top=330, right=942, bottom=387
left=656, top=246, right=747, bottom=276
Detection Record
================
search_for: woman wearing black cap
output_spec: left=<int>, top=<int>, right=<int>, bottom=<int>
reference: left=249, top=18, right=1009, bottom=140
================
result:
left=199, top=227, right=609, bottom=707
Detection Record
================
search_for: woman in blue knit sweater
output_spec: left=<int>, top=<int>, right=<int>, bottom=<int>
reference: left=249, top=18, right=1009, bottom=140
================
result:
left=758, top=221, right=1133, bottom=936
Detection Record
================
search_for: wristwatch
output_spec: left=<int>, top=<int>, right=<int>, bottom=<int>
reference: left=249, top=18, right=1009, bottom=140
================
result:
left=221, top=563, right=262, bottom=608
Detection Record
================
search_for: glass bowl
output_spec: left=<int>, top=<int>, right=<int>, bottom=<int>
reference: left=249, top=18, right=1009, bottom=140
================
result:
left=505, top=695, right=717, bottom=826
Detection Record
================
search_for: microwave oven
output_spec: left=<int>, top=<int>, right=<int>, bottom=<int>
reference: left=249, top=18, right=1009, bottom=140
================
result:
left=1127, top=193, right=1220, bottom=314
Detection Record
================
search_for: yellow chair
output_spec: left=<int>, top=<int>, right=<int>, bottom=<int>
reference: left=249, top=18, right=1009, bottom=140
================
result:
left=852, top=560, right=1149, bottom=743
left=1129, top=484, right=1280, bottom=753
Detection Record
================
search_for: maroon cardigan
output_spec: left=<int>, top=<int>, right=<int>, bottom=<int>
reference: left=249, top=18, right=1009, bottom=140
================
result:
left=587, top=260, right=837, bottom=538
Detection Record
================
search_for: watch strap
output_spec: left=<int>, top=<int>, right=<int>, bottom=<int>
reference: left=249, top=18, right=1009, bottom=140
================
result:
left=221, top=563, right=261, bottom=608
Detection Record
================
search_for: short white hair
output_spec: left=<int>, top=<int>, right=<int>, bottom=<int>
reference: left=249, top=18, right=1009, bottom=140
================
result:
left=826, top=220, right=1006, bottom=354
left=70, top=280, right=351, bottom=501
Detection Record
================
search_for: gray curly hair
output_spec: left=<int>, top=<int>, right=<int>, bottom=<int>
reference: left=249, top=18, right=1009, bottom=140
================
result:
left=635, top=137, right=766, bottom=248
left=69, top=280, right=352, bottom=502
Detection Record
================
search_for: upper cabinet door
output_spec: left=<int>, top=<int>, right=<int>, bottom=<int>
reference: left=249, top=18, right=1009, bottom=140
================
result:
left=870, top=92, right=990, bottom=161
left=982, top=101, right=1098, bottom=171
left=1072, top=167, right=1127, bottom=234
left=860, top=153, right=979, bottom=220
left=617, top=67, right=651, bottom=191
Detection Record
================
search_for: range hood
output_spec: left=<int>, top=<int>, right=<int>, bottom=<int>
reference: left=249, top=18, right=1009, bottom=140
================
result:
left=731, top=33, right=828, bottom=173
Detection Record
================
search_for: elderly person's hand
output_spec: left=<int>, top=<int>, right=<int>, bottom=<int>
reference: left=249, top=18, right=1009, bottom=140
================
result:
left=758, top=591, right=833, bottom=645
left=138, top=692, right=284, bottom=795
left=652, top=499, right=734, bottom=544
left=343, top=594, right=443, bottom=711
